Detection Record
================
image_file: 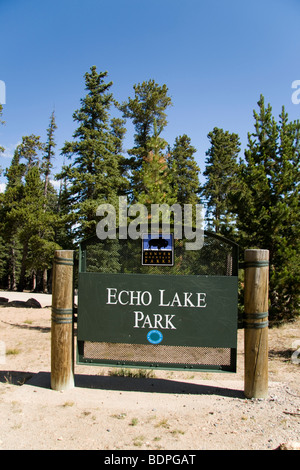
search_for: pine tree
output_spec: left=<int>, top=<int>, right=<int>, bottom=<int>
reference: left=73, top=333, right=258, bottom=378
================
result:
left=59, top=66, right=128, bottom=240
left=1, top=144, right=28, bottom=289
left=1, top=135, right=59, bottom=291
left=235, top=95, right=300, bottom=323
left=169, top=134, right=200, bottom=205
left=135, top=120, right=176, bottom=207
left=54, top=162, right=74, bottom=250
left=42, top=111, right=57, bottom=199
left=120, top=79, right=172, bottom=194
left=13, top=166, right=53, bottom=291
left=110, top=117, right=130, bottom=195
left=0, top=148, right=24, bottom=289
left=110, top=117, right=127, bottom=155
left=201, top=127, right=240, bottom=235
left=16, top=134, right=44, bottom=170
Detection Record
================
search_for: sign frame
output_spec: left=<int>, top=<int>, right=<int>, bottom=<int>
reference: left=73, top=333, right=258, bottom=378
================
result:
left=76, top=231, right=239, bottom=373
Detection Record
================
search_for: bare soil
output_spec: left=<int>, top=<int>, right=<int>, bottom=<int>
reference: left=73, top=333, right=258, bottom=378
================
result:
left=0, top=295, right=299, bottom=451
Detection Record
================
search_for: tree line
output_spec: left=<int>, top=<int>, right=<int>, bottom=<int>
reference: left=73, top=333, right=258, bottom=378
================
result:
left=0, top=66, right=299, bottom=324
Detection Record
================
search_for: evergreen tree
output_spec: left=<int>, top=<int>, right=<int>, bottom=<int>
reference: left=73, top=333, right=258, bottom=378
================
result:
left=234, top=95, right=300, bottom=323
left=39, top=111, right=60, bottom=289
left=135, top=120, right=176, bottom=207
left=54, top=162, right=75, bottom=250
left=0, top=148, right=24, bottom=289
left=59, top=66, right=128, bottom=240
left=1, top=135, right=59, bottom=291
left=42, top=110, right=57, bottom=199
left=201, top=127, right=240, bottom=235
left=169, top=134, right=200, bottom=205
left=110, top=117, right=127, bottom=155
left=110, top=117, right=130, bottom=195
left=12, top=166, right=57, bottom=291
left=16, top=134, right=44, bottom=170
left=120, top=79, right=172, bottom=194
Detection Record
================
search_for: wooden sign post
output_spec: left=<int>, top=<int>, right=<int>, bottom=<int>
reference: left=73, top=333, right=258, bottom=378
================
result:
left=49, top=244, right=269, bottom=396
left=244, top=249, right=269, bottom=398
left=51, top=250, right=74, bottom=391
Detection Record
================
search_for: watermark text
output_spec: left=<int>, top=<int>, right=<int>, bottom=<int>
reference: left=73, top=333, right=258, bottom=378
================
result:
left=96, top=196, right=204, bottom=250
left=291, top=340, right=300, bottom=364
left=291, top=80, right=300, bottom=104
left=0, top=80, right=6, bottom=105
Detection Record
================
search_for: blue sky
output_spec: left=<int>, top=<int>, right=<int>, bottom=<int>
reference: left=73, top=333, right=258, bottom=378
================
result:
left=0, top=0, right=299, bottom=190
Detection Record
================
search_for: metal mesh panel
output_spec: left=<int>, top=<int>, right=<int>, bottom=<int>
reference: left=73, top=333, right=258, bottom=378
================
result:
left=80, top=231, right=238, bottom=277
left=78, top=341, right=235, bottom=371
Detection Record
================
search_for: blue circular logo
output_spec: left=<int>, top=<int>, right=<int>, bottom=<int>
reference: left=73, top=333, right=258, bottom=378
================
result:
left=147, top=330, right=163, bottom=345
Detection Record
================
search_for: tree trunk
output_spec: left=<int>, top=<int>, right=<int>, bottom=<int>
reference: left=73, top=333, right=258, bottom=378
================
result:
left=18, top=241, right=29, bottom=292
left=8, top=241, right=17, bottom=291
left=43, top=268, right=48, bottom=293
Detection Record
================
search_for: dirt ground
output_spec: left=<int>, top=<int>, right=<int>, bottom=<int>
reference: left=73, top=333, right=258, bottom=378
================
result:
left=0, top=292, right=299, bottom=451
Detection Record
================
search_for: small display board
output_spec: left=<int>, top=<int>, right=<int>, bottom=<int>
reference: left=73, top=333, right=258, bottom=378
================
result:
left=142, top=233, right=174, bottom=266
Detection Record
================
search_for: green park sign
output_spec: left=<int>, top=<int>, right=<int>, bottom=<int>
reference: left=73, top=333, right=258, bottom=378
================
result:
left=78, top=272, right=237, bottom=348
left=76, top=232, right=239, bottom=372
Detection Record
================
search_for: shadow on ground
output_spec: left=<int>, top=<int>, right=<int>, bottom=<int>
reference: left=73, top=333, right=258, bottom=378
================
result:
left=0, top=370, right=245, bottom=398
